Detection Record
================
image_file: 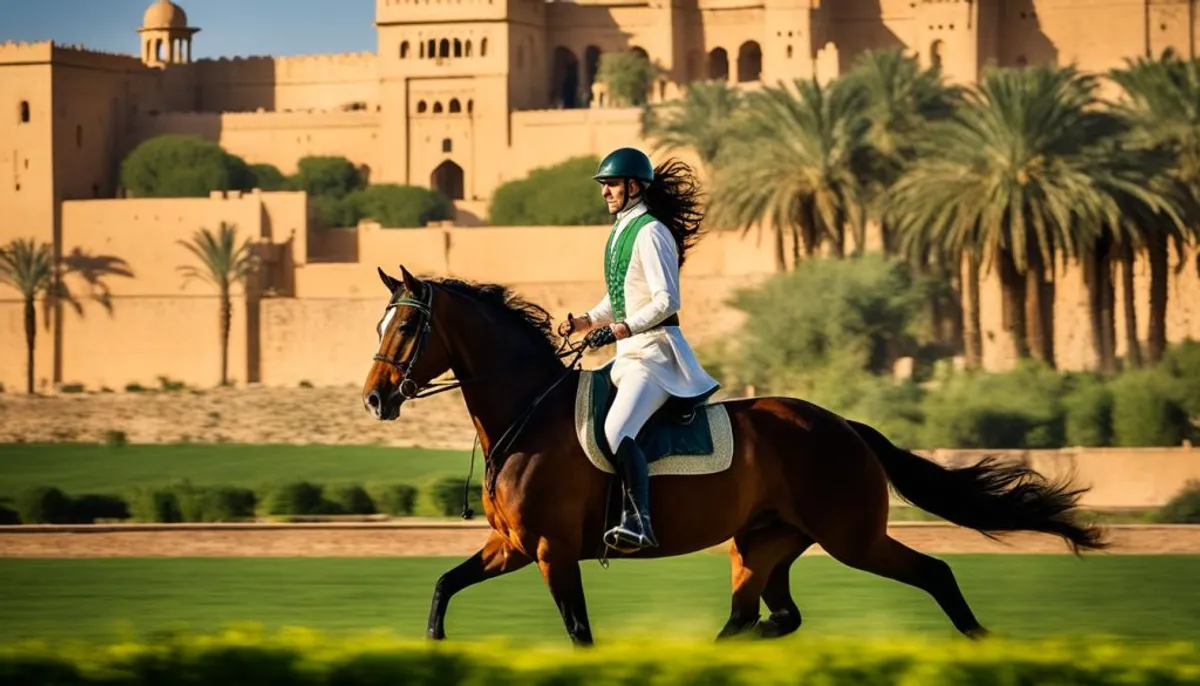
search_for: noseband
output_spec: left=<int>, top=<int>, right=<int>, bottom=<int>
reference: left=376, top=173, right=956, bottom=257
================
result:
left=373, top=283, right=435, bottom=401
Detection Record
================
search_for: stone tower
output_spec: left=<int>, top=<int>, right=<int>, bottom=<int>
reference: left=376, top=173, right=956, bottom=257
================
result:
left=138, top=0, right=200, bottom=67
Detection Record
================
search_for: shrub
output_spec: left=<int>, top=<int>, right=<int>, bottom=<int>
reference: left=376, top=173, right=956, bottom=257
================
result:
left=173, top=483, right=257, bottom=522
left=488, top=156, right=613, bottom=226
left=104, top=430, right=128, bottom=447
left=249, top=163, right=288, bottom=191
left=126, top=486, right=182, bottom=523
left=15, top=486, right=72, bottom=524
left=264, top=482, right=325, bottom=516
left=1108, top=368, right=1192, bottom=447
left=291, top=155, right=364, bottom=199
left=920, top=362, right=1066, bottom=449
left=352, top=184, right=454, bottom=228
left=372, top=484, right=418, bottom=516
left=0, top=501, right=20, bottom=524
left=120, top=134, right=255, bottom=198
left=323, top=484, right=376, bottom=515
left=430, top=477, right=483, bottom=517
left=1154, top=479, right=1200, bottom=524
left=596, top=49, right=660, bottom=106
left=1062, top=373, right=1114, bottom=447
left=67, top=493, right=130, bottom=523
left=1162, top=338, right=1200, bottom=419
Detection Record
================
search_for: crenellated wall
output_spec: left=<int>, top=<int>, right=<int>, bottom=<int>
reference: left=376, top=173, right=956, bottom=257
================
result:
left=192, top=53, right=379, bottom=113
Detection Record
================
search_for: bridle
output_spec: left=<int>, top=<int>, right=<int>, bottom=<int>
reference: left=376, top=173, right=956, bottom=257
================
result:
left=369, top=280, right=591, bottom=509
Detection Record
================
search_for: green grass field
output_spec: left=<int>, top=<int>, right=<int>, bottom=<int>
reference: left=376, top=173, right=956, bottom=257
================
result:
left=2, top=554, right=1198, bottom=645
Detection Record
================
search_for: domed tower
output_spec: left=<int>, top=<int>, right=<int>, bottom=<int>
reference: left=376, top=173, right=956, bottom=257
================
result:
left=138, top=0, right=200, bottom=67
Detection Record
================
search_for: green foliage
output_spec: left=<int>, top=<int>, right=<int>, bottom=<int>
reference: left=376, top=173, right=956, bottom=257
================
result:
left=291, top=156, right=365, bottom=199
left=126, top=486, right=182, bottom=522
left=0, top=501, right=18, bottom=524
left=323, top=484, right=376, bottom=515
left=352, top=184, right=454, bottom=228
left=120, top=135, right=255, bottom=198
left=172, top=482, right=257, bottom=522
left=641, top=81, right=744, bottom=170
left=1160, top=338, right=1200, bottom=419
left=1108, top=368, right=1192, bottom=446
left=66, top=494, right=129, bottom=523
left=265, top=481, right=325, bottom=516
left=488, top=156, right=612, bottom=226
left=371, top=484, right=418, bottom=516
left=1062, top=373, right=1115, bottom=447
left=430, top=476, right=483, bottom=517
left=920, top=362, right=1067, bottom=449
left=0, top=630, right=1198, bottom=685
left=248, top=163, right=288, bottom=191
left=727, top=253, right=927, bottom=391
left=14, top=486, right=72, bottom=524
left=596, top=50, right=659, bottom=107
left=1154, top=479, right=1200, bottom=523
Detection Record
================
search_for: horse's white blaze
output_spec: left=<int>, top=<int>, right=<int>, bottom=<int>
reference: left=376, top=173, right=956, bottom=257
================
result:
left=378, top=306, right=397, bottom=340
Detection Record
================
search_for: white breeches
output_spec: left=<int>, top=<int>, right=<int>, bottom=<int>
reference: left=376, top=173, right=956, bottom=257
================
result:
left=604, top=371, right=671, bottom=455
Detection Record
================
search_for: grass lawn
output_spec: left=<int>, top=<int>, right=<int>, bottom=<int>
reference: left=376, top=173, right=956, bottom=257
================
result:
left=1, top=554, right=1197, bottom=645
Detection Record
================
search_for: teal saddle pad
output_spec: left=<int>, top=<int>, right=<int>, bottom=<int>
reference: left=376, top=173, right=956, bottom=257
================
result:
left=589, top=362, right=716, bottom=463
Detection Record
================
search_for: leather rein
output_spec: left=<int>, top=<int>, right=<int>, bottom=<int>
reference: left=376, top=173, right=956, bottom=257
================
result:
left=371, top=282, right=590, bottom=510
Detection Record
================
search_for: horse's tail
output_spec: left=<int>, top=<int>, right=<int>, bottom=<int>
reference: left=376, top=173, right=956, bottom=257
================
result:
left=846, top=419, right=1109, bottom=555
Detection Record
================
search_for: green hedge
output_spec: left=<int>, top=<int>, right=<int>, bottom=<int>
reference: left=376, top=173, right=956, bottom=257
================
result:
left=1, top=631, right=1198, bottom=685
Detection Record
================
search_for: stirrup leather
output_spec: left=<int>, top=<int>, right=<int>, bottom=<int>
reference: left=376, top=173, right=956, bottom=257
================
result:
left=604, top=436, right=659, bottom=552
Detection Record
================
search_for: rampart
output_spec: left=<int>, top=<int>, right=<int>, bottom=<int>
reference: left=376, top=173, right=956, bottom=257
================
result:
left=193, top=53, right=379, bottom=113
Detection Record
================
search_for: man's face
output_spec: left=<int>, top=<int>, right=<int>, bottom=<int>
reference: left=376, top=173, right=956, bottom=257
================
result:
left=600, top=178, right=639, bottom=214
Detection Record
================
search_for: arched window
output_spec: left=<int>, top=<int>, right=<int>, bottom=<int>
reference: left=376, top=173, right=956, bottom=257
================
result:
left=19, top=100, right=30, bottom=123
left=466, top=40, right=473, bottom=57
left=442, top=138, right=453, bottom=153
left=552, top=46, right=580, bottom=108
left=930, top=40, right=945, bottom=69
left=449, top=98, right=462, bottom=113
left=481, top=38, right=488, bottom=57
left=737, top=41, right=762, bottom=82
left=454, top=39, right=462, bottom=58
left=439, top=39, right=450, bottom=58
left=427, top=39, right=435, bottom=59
left=467, top=99, right=474, bottom=114
left=401, top=41, right=410, bottom=59
left=417, top=100, right=428, bottom=113
left=708, top=48, right=729, bottom=81
left=433, top=101, right=444, bottom=114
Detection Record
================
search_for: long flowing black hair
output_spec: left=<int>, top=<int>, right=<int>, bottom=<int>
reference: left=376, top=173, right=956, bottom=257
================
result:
left=639, top=158, right=706, bottom=268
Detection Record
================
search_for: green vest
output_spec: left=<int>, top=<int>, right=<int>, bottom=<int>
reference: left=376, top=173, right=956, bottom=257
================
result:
left=604, top=212, right=656, bottom=322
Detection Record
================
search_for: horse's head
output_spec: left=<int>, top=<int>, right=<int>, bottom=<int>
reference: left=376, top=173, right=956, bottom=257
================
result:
left=362, top=265, right=453, bottom=420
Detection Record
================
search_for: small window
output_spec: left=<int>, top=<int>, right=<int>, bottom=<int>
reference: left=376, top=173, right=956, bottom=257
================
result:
left=401, top=41, right=410, bottom=59
left=449, top=98, right=461, bottom=113
left=417, top=100, right=428, bottom=113
left=442, top=138, right=452, bottom=153
left=19, top=100, right=30, bottom=123
left=433, top=101, right=444, bottom=114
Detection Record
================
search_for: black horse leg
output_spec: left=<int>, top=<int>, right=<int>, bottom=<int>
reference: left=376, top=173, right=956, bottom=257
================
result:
left=537, top=544, right=594, bottom=646
left=428, top=531, right=531, bottom=640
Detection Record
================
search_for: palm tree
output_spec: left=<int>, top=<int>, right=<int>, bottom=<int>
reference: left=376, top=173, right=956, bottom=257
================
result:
left=1108, top=50, right=1200, bottom=364
left=707, top=77, right=872, bottom=271
left=177, top=222, right=258, bottom=386
left=885, top=65, right=1137, bottom=367
left=641, top=81, right=744, bottom=174
left=0, top=239, right=54, bottom=393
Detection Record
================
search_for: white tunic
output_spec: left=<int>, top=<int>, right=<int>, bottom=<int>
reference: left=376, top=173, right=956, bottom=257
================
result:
left=586, top=201, right=720, bottom=402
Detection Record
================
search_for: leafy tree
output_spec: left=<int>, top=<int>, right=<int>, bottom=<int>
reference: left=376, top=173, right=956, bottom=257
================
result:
left=1108, top=50, right=1200, bottom=364
left=291, top=156, right=365, bottom=199
left=489, top=156, right=612, bottom=226
left=352, top=184, right=454, bottom=228
left=707, top=77, right=872, bottom=271
left=249, top=163, right=288, bottom=191
left=641, top=81, right=744, bottom=173
left=177, top=222, right=258, bottom=386
left=120, top=135, right=254, bottom=197
left=596, top=50, right=659, bottom=107
left=0, top=239, right=54, bottom=393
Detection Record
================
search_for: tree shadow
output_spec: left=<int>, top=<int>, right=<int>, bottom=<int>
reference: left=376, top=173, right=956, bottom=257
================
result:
left=49, top=248, right=136, bottom=319
left=827, top=0, right=905, bottom=74
left=996, top=0, right=1058, bottom=68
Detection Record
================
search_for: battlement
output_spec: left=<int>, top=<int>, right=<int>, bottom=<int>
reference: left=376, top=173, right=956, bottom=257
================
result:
left=194, top=52, right=377, bottom=82
left=0, top=40, right=54, bottom=64
left=376, top=0, right=544, bottom=26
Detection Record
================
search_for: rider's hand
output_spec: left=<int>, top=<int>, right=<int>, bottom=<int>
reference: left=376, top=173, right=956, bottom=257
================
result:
left=612, top=322, right=631, bottom=340
left=557, top=313, right=593, bottom=337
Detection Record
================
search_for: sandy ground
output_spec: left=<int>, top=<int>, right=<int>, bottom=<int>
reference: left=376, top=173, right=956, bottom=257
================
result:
left=0, top=386, right=479, bottom=449
left=2, top=523, right=1197, bottom=558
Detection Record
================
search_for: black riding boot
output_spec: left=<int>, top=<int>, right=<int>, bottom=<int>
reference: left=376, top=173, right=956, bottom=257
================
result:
left=604, top=436, right=659, bottom=552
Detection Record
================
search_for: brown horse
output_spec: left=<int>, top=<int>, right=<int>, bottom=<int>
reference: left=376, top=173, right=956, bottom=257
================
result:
left=361, top=265, right=1108, bottom=646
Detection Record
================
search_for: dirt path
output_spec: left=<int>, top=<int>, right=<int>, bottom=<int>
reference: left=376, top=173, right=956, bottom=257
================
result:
left=2, top=523, right=1197, bottom=558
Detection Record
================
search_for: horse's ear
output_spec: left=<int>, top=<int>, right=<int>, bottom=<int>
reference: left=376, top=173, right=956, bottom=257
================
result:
left=377, top=266, right=399, bottom=292
left=399, top=264, right=420, bottom=292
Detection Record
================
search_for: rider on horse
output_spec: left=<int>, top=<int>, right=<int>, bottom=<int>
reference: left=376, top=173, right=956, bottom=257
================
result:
left=558, top=146, right=720, bottom=553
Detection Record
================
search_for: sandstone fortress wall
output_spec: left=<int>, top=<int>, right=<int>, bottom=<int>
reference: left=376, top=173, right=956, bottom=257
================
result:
left=2, top=0, right=1200, bottom=394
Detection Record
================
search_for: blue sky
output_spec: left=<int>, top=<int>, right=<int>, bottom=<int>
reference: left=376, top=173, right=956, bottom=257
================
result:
left=0, top=0, right=377, bottom=59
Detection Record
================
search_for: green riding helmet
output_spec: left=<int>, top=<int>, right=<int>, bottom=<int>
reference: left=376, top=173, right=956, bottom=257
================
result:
left=593, top=147, right=655, bottom=185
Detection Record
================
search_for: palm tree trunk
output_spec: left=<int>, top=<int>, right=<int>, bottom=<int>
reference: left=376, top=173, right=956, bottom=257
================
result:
left=1084, top=241, right=1118, bottom=374
left=773, top=227, right=786, bottom=272
left=963, top=253, right=982, bottom=369
left=23, top=295, right=35, bottom=394
left=999, top=250, right=1029, bottom=360
left=1147, top=232, right=1168, bottom=364
left=1120, top=244, right=1142, bottom=369
left=1024, top=261, right=1054, bottom=366
left=220, top=290, right=232, bottom=386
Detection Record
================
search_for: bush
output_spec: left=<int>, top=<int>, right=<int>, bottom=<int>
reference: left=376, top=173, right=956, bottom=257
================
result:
left=1062, top=373, right=1114, bottom=447
left=430, top=477, right=483, bottom=517
left=249, top=163, right=288, bottom=191
left=0, top=501, right=20, bottom=524
left=371, top=484, right=418, bottom=517
left=126, top=486, right=182, bottom=523
left=1108, top=368, right=1192, bottom=447
left=1154, top=479, right=1200, bottom=524
left=67, top=493, right=130, bottom=523
left=1161, top=338, right=1200, bottom=419
left=0, top=631, right=1197, bottom=685
left=291, top=156, right=364, bottom=199
left=264, top=482, right=326, bottom=516
left=15, top=486, right=72, bottom=524
left=920, top=362, right=1066, bottom=449
left=353, top=184, right=454, bottom=228
left=323, top=484, right=376, bottom=515
left=173, top=482, right=257, bottom=522
left=488, top=156, right=613, bottom=226
left=120, top=134, right=255, bottom=198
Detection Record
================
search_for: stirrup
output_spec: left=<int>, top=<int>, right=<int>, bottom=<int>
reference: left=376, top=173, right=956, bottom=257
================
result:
left=604, top=522, right=658, bottom=552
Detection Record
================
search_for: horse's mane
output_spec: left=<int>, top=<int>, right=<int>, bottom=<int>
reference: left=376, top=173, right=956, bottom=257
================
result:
left=427, top=277, right=563, bottom=363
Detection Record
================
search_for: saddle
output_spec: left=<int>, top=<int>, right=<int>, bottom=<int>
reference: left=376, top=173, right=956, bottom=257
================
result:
left=574, top=362, right=734, bottom=477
